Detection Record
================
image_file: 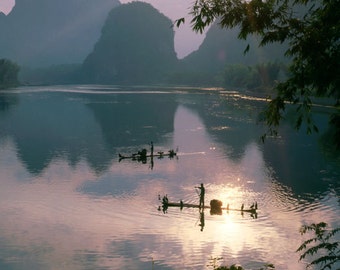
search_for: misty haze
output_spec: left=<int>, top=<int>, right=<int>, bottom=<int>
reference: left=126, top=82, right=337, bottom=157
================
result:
left=0, top=1, right=339, bottom=270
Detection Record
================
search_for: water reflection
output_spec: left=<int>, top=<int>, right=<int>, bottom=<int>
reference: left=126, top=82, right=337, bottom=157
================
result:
left=0, top=92, right=112, bottom=175
left=0, top=86, right=339, bottom=270
left=187, top=92, right=340, bottom=198
left=0, top=93, right=18, bottom=113
left=0, top=89, right=178, bottom=175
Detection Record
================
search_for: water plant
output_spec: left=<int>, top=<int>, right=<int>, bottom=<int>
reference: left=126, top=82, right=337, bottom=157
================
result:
left=296, top=222, right=340, bottom=269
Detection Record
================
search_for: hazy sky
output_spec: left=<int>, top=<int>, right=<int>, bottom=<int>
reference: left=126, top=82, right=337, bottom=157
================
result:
left=0, top=0, right=207, bottom=58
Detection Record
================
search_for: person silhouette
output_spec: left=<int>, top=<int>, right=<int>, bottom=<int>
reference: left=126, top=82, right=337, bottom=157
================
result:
left=150, top=141, right=154, bottom=157
left=196, top=183, right=205, bottom=209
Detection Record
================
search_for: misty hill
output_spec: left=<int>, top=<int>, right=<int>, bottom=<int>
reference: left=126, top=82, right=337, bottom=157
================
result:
left=0, top=0, right=119, bottom=67
left=82, top=2, right=178, bottom=84
left=181, top=23, right=288, bottom=73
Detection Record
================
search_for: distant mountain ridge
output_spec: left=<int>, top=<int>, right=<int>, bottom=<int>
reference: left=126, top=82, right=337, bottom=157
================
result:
left=0, top=0, right=120, bottom=67
left=181, top=23, right=287, bottom=73
left=82, top=2, right=178, bottom=84
left=6, top=1, right=288, bottom=87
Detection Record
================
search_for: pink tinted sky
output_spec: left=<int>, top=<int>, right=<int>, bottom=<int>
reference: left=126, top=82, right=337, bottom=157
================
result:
left=0, top=0, right=206, bottom=58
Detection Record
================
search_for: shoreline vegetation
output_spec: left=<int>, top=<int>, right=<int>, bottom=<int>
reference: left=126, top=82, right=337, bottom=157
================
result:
left=16, top=61, right=286, bottom=90
left=0, top=58, right=20, bottom=90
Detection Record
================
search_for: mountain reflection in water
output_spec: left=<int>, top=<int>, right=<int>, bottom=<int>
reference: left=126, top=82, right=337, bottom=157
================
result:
left=0, top=85, right=339, bottom=270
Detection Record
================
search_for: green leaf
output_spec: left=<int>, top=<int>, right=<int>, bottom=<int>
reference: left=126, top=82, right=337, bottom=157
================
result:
left=243, top=44, right=250, bottom=55
left=174, top=18, right=185, bottom=28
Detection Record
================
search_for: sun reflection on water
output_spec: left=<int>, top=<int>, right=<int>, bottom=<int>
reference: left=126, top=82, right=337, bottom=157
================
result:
left=0, top=88, right=339, bottom=270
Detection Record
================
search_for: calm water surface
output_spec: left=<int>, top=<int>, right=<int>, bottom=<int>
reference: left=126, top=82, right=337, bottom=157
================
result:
left=0, top=85, right=339, bottom=270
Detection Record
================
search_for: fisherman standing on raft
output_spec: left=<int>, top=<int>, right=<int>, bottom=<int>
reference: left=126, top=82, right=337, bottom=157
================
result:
left=195, top=183, right=205, bottom=209
left=150, top=141, right=154, bottom=157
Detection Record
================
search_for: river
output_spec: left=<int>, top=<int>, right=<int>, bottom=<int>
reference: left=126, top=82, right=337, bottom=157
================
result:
left=0, top=85, right=339, bottom=270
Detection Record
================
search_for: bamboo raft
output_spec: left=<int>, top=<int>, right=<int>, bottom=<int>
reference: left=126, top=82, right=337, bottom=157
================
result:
left=119, top=149, right=177, bottom=160
left=119, top=152, right=176, bottom=160
left=163, top=201, right=257, bottom=214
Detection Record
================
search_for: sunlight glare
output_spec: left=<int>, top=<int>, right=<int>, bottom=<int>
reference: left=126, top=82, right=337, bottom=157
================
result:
left=223, top=214, right=238, bottom=232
